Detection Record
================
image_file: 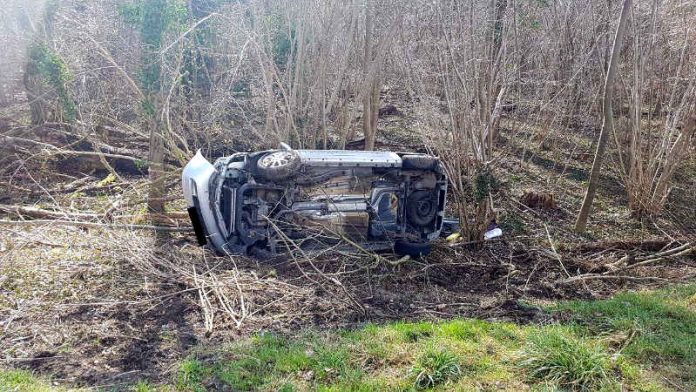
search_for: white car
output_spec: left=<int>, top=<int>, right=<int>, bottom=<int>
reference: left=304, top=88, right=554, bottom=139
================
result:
left=182, top=144, right=449, bottom=257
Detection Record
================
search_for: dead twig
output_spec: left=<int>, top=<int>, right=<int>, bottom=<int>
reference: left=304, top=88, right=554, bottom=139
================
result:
left=263, top=216, right=366, bottom=313
left=545, top=224, right=570, bottom=278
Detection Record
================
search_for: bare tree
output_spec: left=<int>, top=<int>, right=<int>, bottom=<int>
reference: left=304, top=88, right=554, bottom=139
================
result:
left=401, top=0, right=511, bottom=241
left=361, top=0, right=378, bottom=151
left=575, top=0, right=632, bottom=232
left=614, top=1, right=696, bottom=217
left=3, top=0, right=693, bottom=238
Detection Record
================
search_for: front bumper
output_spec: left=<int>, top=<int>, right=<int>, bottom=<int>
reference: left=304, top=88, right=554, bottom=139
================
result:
left=181, top=151, right=227, bottom=251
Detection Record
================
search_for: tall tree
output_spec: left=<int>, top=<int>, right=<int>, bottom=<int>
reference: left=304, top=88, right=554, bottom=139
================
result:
left=145, top=2, right=167, bottom=240
left=362, top=0, right=379, bottom=151
left=575, top=0, right=632, bottom=232
left=120, top=0, right=182, bottom=239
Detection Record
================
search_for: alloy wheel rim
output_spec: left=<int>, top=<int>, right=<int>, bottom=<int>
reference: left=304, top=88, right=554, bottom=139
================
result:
left=260, top=152, right=293, bottom=168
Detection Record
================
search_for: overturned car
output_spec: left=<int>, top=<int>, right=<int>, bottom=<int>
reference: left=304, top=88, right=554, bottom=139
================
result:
left=182, top=144, right=448, bottom=257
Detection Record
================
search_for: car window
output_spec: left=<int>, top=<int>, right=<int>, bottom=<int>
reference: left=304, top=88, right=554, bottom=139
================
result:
left=376, top=192, right=398, bottom=222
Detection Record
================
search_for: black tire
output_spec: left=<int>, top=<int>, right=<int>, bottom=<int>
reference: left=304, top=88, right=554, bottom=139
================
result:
left=401, top=154, right=438, bottom=170
left=256, top=150, right=301, bottom=181
left=406, top=190, right=438, bottom=227
left=394, top=239, right=432, bottom=258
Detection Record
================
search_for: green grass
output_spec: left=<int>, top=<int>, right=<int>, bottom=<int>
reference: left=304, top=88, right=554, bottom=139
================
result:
left=0, top=369, right=67, bottom=392
left=177, top=358, right=207, bottom=391
left=3, top=285, right=693, bottom=391
left=519, top=330, right=617, bottom=391
left=171, top=285, right=691, bottom=391
left=411, top=349, right=461, bottom=389
left=555, top=284, right=696, bottom=388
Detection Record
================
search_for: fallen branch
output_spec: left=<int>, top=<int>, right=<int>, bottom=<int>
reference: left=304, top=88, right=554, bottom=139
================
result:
left=46, top=149, right=146, bottom=163
left=2, top=134, right=62, bottom=151
left=568, top=239, right=691, bottom=252
left=606, top=243, right=694, bottom=275
left=0, top=204, right=98, bottom=220
left=557, top=242, right=694, bottom=285
left=39, top=181, right=131, bottom=196
left=558, top=274, right=667, bottom=284
left=0, top=219, right=192, bottom=232
left=0, top=204, right=188, bottom=223
left=448, top=237, right=505, bottom=248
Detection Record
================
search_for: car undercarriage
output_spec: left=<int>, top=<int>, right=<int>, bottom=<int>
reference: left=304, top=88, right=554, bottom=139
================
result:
left=182, top=146, right=448, bottom=257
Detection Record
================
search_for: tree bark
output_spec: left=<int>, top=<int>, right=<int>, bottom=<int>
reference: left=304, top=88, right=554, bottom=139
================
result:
left=575, top=0, right=632, bottom=232
left=146, top=115, right=167, bottom=243
left=364, top=78, right=380, bottom=151
left=24, top=70, right=48, bottom=125
left=362, top=0, right=377, bottom=151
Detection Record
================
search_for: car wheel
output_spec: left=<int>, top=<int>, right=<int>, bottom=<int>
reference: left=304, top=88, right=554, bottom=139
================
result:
left=394, top=239, right=432, bottom=258
left=406, top=190, right=438, bottom=227
left=401, top=154, right=438, bottom=170
left=256, top=150, right=301, bottom=181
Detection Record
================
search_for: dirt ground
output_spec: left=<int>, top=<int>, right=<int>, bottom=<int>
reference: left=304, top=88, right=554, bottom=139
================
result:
left=1, top=119, right=695, bottom=388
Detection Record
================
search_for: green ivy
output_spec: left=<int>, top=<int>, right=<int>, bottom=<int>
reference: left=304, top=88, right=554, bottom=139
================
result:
left=473, top=168, right=499, bottom=203
left=118, top=0, right=188, bottom=94
left=140, top=98, right=156, bottom=118
left=118, top=0, right=188, bottom=36
left=264, top=12, right=295, bottom=67
left=27, top=43, right=76, bottom=121
left=182, top=0, right=236, bottom=97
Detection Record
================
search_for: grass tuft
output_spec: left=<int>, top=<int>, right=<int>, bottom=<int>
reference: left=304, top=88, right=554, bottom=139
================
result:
left=519, top=330, right=617, bottom=391
left=176, top=358, right=206, bottom=391
left=130, top=380, right=155, bottom=392
left=411, top=348, right=461, bottom=389
left=0, top=369, right=66, bottom=392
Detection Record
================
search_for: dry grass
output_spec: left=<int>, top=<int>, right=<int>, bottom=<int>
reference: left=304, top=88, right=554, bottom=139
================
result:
left=0, top=215, right=353, bottom=386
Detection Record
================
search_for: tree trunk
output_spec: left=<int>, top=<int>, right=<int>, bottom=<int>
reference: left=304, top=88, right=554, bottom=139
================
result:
left=362, top=0, right=377, bottom=151
left=575, top=0, right=632, bottom=232
left=364, top=78, right=380, bottom=151
left=146, top=115, right=167, bottom=244
left=487, top=0, right=508, bottom=145
left=24, top=71, right=47, bottom=125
